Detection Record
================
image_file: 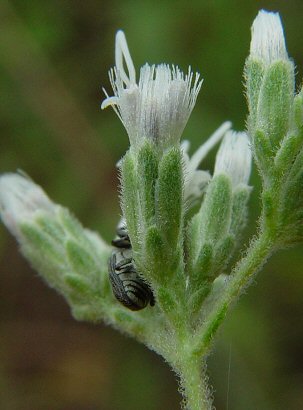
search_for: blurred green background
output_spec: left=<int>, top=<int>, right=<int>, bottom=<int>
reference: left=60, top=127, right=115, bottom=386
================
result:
left=1, top=0, right=303, bottom=409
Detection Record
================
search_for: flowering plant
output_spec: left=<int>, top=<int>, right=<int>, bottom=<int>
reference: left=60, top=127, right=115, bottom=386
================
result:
left=1, top=9, right=303, bottom=409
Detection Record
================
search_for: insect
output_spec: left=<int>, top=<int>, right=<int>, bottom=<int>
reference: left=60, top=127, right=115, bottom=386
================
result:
left=108, top=220, right=155, bottom=311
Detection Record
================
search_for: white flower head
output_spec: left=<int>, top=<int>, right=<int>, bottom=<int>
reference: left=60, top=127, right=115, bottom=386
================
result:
left=183, top=121, right=232, bottom=206
left=214, top=131, right=252, bottom=188
left=101, top=31, right=203, bottom=150
left=0, top=173, right=57, bottom=238
left=250, top=10, right=288, bottom=65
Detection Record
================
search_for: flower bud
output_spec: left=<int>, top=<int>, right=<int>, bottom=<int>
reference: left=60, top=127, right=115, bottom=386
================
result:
left=183, top=121, right=231, bottom=207
left=0, top=172, right=56, bottom=238
left=250, top=10, right=288, bottom=65
left=214, top=131, right=252, bottom=189
left=0, top=173, right=111, bottom=319
left=187, top=131, right=252, bottom=292
left=245, top=10, right=295, bottom=153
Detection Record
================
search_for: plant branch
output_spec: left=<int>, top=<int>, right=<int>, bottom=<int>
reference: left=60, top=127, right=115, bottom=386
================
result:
left=193, top=227, right=276, bottom=356
left=177, top=356, right=213, bottom=410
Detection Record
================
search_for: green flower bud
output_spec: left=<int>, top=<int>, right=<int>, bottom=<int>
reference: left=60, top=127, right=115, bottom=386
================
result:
left=245, top=10, right=295, bottom=156
left=256, top=60, right=294, bottom=148
left=137, top=142, right=159, bottom=224
left=0, top=173, right=111, bottom=307
left=188, top=131, right=252, bottom=293
left=155, top=147, right=183, bottom=247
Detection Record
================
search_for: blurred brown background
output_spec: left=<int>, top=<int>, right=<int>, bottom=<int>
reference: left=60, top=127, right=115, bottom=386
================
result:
left=1, top=1, right=303, bottom=409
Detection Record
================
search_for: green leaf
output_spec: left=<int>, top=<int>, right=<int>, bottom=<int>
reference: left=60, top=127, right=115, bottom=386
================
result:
left=121, top=150, right=140, bottom=251
left=244, top=58, right=265, bottom=127
left=144, top=224, right=166, bottom=282
left=194, top=243, right=213, bottom=282
left=64, top=273, right=94, bottom=297
left=199, top=174, right=232, bottom=244
left=188, top=284, right=212, bottom=316
left=155, top=147, right=183, bottom=247
left=186, top=213, right=201, bottom=271
left=36, top=214, right=65, bottom=242
left=20, top=222, right=64, bottom=263
left=278, top=149, right=303, bottom=243
left=58, top=208, right=88, bottom=242
left=294, top=88, right=303, bottom=129
left=157, top=287, right=179, bottom=322
left=252, top=129, right=274, bottom=181
left=230, top=186, right=251, bottom=236
left=257, top=60, right=295, bottom=149
left=137, top=141, right=159, bottom=224
left=66, top=239, right=97, bottom=277
left=274, top=133, right=303, bottom=180
left=212, top=235, right=235, bottom=275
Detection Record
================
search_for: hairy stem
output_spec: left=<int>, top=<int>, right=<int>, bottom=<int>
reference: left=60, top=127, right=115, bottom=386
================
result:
left=178, top=357, right=213, bottom=410
left=171, top=228, right=275, bottom=409
left=194, top=227, right=276, bottom=356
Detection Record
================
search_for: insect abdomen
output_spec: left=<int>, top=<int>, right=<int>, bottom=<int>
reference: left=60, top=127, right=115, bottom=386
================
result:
left=108, top=223, right=155, bottom=311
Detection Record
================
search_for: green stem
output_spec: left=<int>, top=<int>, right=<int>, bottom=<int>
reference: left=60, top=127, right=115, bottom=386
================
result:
left=172, top=228, right=275, bottom=409
left=194, top=228, right=276, bottom=356
left=178, top=356, right=213, bottom=410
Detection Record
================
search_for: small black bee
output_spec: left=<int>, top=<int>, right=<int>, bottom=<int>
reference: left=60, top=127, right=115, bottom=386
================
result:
left=108, top=220, right=155, bottom=311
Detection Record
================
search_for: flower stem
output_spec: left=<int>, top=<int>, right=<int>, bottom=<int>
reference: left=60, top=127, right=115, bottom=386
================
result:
left=178, top=357, right=213, bottom=410
left=173, top=228, right=275, bottom=410
left=194, top=227, right=276, bottom=356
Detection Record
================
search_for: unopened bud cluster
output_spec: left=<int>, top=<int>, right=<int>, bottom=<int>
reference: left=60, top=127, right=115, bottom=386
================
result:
left=101, top=32, right=252, bottom=315
left=245, top=10, right=303, bottom=244
left=187, top=131, right=251, bottom=307
left=0, top=173, right=111, bottom=321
